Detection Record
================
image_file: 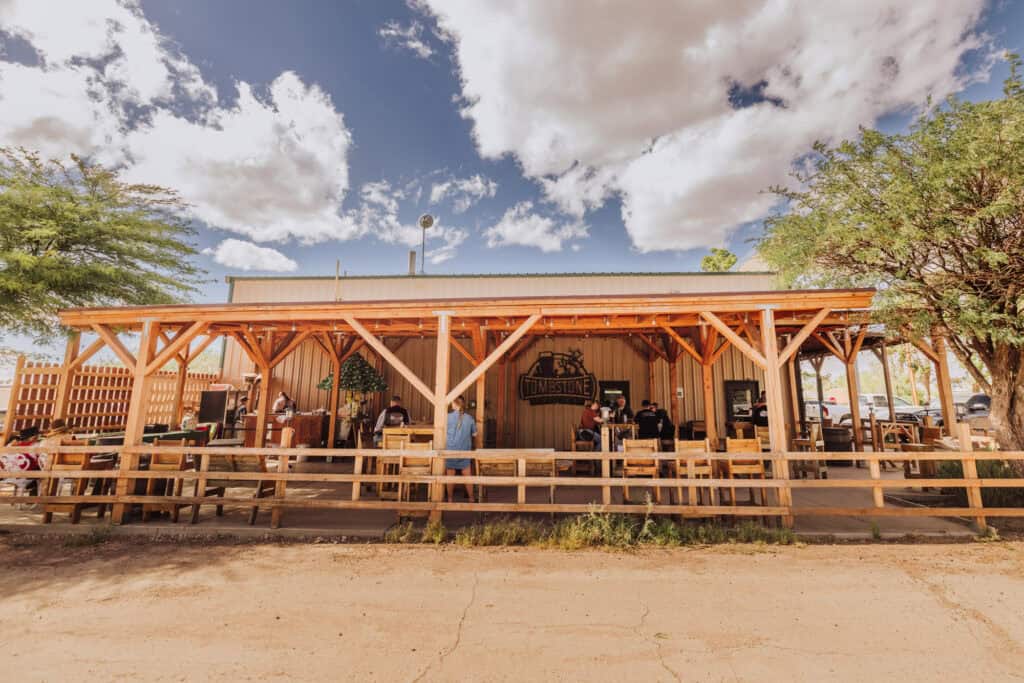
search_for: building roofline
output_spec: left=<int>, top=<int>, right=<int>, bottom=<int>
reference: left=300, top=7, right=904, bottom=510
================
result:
left=224, top=271, right=776, bottom=283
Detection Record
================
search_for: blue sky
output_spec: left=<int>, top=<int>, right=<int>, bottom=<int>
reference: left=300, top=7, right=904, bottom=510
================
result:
left=1, top=0, right=1022, bottom=315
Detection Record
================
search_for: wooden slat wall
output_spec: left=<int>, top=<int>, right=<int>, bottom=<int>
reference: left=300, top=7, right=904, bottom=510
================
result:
left=224, top=336, right=784, bottom=450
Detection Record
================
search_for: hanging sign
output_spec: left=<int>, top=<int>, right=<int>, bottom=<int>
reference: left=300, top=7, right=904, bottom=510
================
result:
left=518, top=349, right=597, bottom=406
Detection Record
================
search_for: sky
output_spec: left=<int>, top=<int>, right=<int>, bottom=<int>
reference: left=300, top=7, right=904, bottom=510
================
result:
left=0, top=0, right=1022, bottom=372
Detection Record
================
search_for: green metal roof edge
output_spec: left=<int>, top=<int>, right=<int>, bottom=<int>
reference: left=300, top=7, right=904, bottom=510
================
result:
left=224, top=271, right=777, bottom=283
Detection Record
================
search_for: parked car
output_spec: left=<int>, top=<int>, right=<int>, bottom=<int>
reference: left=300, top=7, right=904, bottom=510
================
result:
left=804, top=400, right=843, bottom=423
left=964, top=392, right=991, bottom=417
left=838, top=394, right=924, bottom=424
left=913, top=392, right=985, bottom=426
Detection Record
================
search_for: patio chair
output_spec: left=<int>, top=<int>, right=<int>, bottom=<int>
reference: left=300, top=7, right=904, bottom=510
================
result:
left=568, top=425, right=598, bottom=475
left=672, top=438, right=715, bottom=506
left=41, top=440, right=116, bottom=524
left=621, top=438, right=661, bottom=504
left=142, top=438, right=192, bottom=523
left=399, top=440, right=433, bottom=505
left=478, top=456, right=559, bottom=504
left=724, top=437, right=766, bottom=506
left=378, top=433, right=407, bottom=501
left=792, top=423, right=827, bottom=479
left=754, top=425, right=771, bottom=451
left=190, top=447, right=273, bottom=525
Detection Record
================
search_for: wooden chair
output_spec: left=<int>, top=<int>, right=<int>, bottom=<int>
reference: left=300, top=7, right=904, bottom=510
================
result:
left=378, top=433, right=407, bottom=501
left=673, top=438, right=715, bottom=506
left=791, top=423, right=827, bottom=479
left=568, top=425, right=598, bottom=475
left=621, top=438, right=661, bottom=504
left=478, top=456, right=559, bottom=504
left=754, top=425, right=771, bottom=451
left=730, top=421, right=754, bottom=438
left=399, top=441, right=433, bottom=504
left=41, top=442, right=116, bottom=524
left=724, top=437, right=766, bottom=506
left=191, top=449, right=273, bottom=525
left=142, top=438, right=192, bottom=522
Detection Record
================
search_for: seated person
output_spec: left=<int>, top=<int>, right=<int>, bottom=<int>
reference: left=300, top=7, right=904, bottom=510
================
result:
left=653, top=403, right=676, bottom=441
left=271, top=392, right=297, bottom=414
left=752, top=390, right=769, bottom=427
left=373, top=395, right=411, bottom=445
left=610, top=396, right=633, bottom=424
left=232, top=396, right=248, bottom=423
left=635, top=400, right=660, bottom=439
left=578, top=400, right=603, bottom=450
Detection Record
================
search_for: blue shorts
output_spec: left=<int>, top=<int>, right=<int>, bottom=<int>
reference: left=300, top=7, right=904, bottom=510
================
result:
left=445, top=458, right=472, bottom=470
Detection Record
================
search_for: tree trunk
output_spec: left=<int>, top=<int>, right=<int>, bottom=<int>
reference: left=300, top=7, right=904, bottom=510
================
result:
left=985, top=349, right=1024, bottom=452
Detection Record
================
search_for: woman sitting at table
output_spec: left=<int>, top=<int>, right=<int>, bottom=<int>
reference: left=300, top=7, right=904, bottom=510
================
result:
left=272, top=392, right=296, bottom=414
left=445, top=397, right=477, bottom=502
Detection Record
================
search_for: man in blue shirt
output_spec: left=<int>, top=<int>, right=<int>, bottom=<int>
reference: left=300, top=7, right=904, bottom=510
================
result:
left=445, top=397, right=477, bottom=502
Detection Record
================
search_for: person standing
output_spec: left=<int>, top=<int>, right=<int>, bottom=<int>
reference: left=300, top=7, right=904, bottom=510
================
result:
left=445, top=397, right=477, bottom=502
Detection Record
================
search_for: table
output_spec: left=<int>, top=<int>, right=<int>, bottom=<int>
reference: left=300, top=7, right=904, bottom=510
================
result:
left=243, top=413, right=328, bottom=448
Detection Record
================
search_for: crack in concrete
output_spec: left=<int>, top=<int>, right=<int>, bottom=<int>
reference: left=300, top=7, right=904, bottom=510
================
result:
left=413, top=572, right=479, bottom=682
left=635, top=601, right=682, bottom=683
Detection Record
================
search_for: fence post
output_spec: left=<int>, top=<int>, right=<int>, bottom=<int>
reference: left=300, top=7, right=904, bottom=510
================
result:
left=1, top=354, right=25, bottom=444
left=957, top=422, right=986, bottom=531
left=517, top=457, right=527, bottom=504
left=191, top=451, right=210, bottom=524
left=270, top=427, right=294, bottom=529
left=600, top=425, right=611, bottom=506
left=351, top=451, right=363, bottom=501
left=868, top=456, right=884, bottom=509
left=429, top=453, right=445, bottom=524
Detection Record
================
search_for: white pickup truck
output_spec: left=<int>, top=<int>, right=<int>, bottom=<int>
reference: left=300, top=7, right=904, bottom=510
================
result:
left=837, top=394, right=924, bottom=424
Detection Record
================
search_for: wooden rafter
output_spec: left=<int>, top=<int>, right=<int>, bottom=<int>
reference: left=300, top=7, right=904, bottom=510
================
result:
left=269, top=329, right=313, bottom=368
left=145, top=321, right=209, bottom=375
left=660, top=324, right=702, bottom=364
left=91, top=324, right=137, bottom=369
left=777, top=307, right=831, bottom=367
left=908, top=337, right=939, bottom=364
left=449, top=335, right=478, bottom=367
left=699, top=312, right=767, bottom=369
left=446, top=314, right=541, bottom=404
left=634, top=332, right=668, bottom=361
left=812, top=332, right=845, bottom=361
left=67, top=337, right=107, bottom=372
left=344, top=316, right=435, bottom=402
left=186, top=334, right=219, bottom=364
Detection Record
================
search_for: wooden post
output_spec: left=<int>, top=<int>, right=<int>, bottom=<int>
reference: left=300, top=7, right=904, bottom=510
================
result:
left=878, top=341, right=896, bottom=423
left=270, top=426, right=294, bottom=529
left=429, top=314, right=451, bottom=523
left=668, top=358, right=679, bottom=426
left=846, top=351, right=863, bottom=452
left=957, top=421, right=986, bottom=531
left=327, top=354, right=342, bottom=447
left=793, top=357, right=807, bottom=434
left=600, top=425, right=611, bottom=505
left=114, top=321, right=157, bottom=524
left=761, top=308, right=793, bottom=527
left=495, top=357, right=507, bottom=448
left=171, top=357, right=188, bottom=427
left=254, top=364, right=271, bottom=448
left=53, top=333, right=80, bottom=422
left=471, top=328, right=487, bottom=449
left=647, top=357, right=655, bottom=404
left=933, top=333, right=957, bottom=434
left=786, top=353, right=800, bottom=437
left=1, top=354, right=25, bottom=444
left=701, top=362, right=717, bottom=448
left=810, top=356, right=825, bottom=406
left=868, top=456, right=885, bottom=509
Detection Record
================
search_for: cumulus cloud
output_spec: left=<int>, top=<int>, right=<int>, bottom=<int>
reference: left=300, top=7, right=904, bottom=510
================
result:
left=484, top=201, right=587, bottom=253
left=0, top=0, right=352, bottom=246
left=429, top=173, right=497, bottom=213
left=348, top=180, right=468, bottom=265
left=378, top=20, right=433, bottom=59
left=203, top=239, right=299, bottom=272
left=419, top=1, right=993, bottom=251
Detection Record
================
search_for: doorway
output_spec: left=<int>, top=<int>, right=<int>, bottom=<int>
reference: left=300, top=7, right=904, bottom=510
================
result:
left=599, top=381, right=630, bottom=409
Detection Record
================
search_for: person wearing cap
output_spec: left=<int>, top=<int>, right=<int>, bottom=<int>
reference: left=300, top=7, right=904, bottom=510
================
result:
left=373, top=395, right=411, bottom=446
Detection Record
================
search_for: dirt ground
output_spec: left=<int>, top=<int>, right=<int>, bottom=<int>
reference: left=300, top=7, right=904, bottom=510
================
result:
left=2, top=538, right=1023, bottom=682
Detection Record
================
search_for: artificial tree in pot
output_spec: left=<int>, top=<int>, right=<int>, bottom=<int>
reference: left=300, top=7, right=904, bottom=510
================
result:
left=318, top=353, right=388, bottom=423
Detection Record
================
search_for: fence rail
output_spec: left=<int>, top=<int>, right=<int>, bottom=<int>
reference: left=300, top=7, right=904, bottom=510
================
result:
left=2, top=445, right=1022, bottom=528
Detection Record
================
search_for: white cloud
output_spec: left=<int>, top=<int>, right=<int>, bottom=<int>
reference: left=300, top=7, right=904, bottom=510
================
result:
left=348, top=180, right=468, bottom=264
left=484, top=201, right=587, bottom=253
left=203, top=239, right=298, bottom=272
left=429, top=173, right=497, bottom=213
left=0, top=0, right=352, bottom=246
left=420, top=1, right=992, bottom=251
left=378, top=20, right=433, bottom=59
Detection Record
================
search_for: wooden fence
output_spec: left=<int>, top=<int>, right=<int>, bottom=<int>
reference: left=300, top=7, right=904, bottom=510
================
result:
left=2, top=358, right=217, bottom=439
left=1, top=444, right=1021, bottom=531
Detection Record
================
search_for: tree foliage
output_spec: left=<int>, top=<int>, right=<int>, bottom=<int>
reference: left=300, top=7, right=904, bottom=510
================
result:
left=700, top=247, right=737, bottom=272
left=758, top=55, right=1024, bottom=447
left=0, top=148, right=203, bottom=339
left=318, top=354, right=388, bottom=394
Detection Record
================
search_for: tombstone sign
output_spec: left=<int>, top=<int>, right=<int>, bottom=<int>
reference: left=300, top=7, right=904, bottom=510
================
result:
left=518, top=349, right=597, bottom=406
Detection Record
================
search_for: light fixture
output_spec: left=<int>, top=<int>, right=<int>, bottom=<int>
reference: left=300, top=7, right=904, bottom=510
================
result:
left=604, top=316, right=610, bottom=327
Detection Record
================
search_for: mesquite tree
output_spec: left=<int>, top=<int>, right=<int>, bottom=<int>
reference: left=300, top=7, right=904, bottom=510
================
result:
left=759, top=56, right=1024, bottom=449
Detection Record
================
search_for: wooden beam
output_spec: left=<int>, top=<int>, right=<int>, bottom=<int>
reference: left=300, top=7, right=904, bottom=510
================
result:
left=115, top=320, right=157, bottom=523
left=761, top=308, right=793, bottom=526
left=344, top=316, right=435, bottom=403
left=449, top=335, right=478, bottom=367
left=660, top=324, right=702, bottom=364
left=67, top=336, right=106, bottom=372
left=231, top=331, right=264, bottom=369
left=700, top=312, right=767, bottom=369
left=145, top=321, right=209, bottom=376
left=909, top=337, right=940, bottom=364
left=269, top=329, right=313, bottom=368
left=446, top=314, right=541, bottom=405
left=708, top=337, right=732, bottom=365
left=876, top=341, right=896, bottom=423
left=850, top=325, right=869, bottom=358
left=186, top=333, right=219, bottom=364
left=52, top=333, right=81, bottom=421
left=635, top=332, right=668, bottom=361
left=811, top=332, right=845, bottom=361
left=777, top=308, right=831, bottom=367
left=91, top=324, right=137, bottom=369
left=339, top=339, right=365, bottom=363
left=433, top=313, right=452, bottom=449
left=241, top=330, right=270, bottom=370
left=471, top=327, right=487, bottom=449
left=933, top=332, right=957, bottom=433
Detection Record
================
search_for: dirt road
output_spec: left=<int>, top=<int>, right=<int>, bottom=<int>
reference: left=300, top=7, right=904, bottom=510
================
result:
left=2, top=538, right=1023, bottom=681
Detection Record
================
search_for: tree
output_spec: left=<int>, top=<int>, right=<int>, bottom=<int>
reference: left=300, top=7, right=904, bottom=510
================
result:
left=318, top=354, right=387, bottom=395
left=0, top=148, right=203, bottom=339
left=700, top=247, right=737, bottom=272
left=758, top=55, right=1024, bottom=448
